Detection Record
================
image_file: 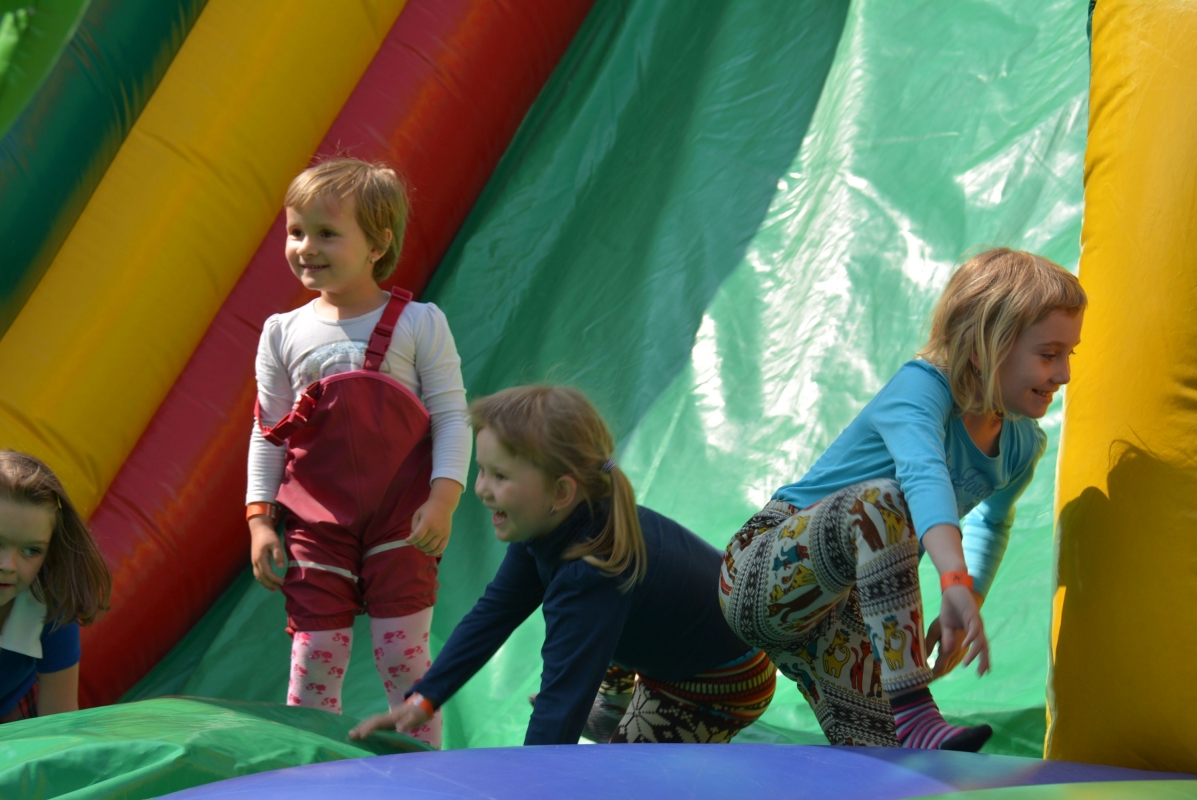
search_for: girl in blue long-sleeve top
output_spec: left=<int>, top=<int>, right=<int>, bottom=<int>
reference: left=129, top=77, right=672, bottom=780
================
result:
left=719, top=248, right=1085, bottom=751
left=352, top=385, right=775, bottom=745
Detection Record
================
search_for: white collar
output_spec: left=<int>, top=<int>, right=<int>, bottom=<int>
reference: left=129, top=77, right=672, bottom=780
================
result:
left=0, top=591, right=46, bottom=659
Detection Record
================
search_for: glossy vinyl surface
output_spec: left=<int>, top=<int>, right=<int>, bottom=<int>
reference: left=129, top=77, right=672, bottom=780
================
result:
left=1050, top=0, right=1197, bottom=774
left=0, top=698, right=428, bottom=799
left=124, top=0, right=1088, bottom=759
left=80, top=0, right=596, bottom=707
left=0, top=0, right=208, bottom=335
left=163, top=745, right=1194, bottom=799
left=0, top=0, right=407, bottom=520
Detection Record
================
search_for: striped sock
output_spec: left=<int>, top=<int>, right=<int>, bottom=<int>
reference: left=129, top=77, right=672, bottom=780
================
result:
left=891, top=687, right=991, bottom=751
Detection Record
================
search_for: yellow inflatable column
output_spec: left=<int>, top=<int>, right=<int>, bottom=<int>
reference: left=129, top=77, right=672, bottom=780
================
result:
left=1050, top=0, right=1197, bottom=772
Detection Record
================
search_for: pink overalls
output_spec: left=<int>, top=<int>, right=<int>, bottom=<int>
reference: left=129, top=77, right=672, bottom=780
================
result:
left=258, top=288, right=438, bottom=633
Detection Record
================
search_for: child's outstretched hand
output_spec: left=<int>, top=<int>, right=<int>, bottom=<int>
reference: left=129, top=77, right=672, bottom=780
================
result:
left=249, top=517, right=285, bottom=591
left=927, top=585, right=989, bottom=678
left=408, top=478, right=463, bottom=556
left=349, top=704, right=428, bottom=741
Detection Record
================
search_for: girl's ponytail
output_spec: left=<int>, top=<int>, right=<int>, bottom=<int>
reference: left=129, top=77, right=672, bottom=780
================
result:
left=470, top=387, right=647, bottom=590
left=563, top=463, right=646, bottom=591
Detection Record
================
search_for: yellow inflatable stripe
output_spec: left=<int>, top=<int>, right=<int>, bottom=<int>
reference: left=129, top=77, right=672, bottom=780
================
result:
left=1050, top=0, right=1197, bottom=773
left=0, top=0, right=407, bottom=514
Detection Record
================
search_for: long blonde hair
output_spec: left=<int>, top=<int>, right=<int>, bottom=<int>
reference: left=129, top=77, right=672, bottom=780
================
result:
left=470, top=386, right=646, bottom=589
left=918, top=247, right=1087, bottom=415
left=284, top=157, right=409, bottom=281
left=0, top=451, right=111, bottom=627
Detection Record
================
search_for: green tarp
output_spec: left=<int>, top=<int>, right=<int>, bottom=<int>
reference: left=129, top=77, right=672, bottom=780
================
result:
left=0, top=698, right=426, bottom=798
left=3, top=0, right=1090, bottom=795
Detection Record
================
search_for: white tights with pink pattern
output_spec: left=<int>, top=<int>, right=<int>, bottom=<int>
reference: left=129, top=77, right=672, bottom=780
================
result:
left=287, top=606, right=441, bottom=748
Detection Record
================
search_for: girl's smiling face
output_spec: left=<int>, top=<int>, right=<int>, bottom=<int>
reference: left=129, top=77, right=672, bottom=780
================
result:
left=996, top=309, right=1083, bottom=418
left=0, top=496, right=54, bottom=611
left=474, top=428, right=574, bottom=544
left=284, top=197, right=387, bottom=297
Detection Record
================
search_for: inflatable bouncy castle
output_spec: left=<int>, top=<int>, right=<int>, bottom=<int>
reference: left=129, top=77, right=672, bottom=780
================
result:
left=0, top=0, right=1194, bottom=796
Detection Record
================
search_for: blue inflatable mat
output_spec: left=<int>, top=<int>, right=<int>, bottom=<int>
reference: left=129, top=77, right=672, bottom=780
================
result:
left=164, top=744, right=1194, bottom=798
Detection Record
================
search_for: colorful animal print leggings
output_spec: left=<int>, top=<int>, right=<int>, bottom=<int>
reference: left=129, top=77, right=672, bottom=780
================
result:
left=718, top=479, right=931, bottom=747
left=586, top=650, right=776, bottom=744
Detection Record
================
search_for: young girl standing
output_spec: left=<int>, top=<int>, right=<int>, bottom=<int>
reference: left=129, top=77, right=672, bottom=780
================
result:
left=0, top=451, right=111, bottom=723
left=247, top=158, right=470, bottom=748
left=350, top=386, right=776, bottom=745
left=719, top=249, right=1085, bottom=750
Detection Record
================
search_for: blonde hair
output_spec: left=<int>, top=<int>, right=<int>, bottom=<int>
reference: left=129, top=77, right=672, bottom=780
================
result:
left=284, top=157, right=409, bottom=281
left=470, top=386, right=646, bottom=590
left=918, top=248, right=1087, bottom=415
left=0, top=451, right=111, bottom=627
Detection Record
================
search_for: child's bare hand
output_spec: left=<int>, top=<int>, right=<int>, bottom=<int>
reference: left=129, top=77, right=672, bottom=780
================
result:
left=349, top=704, right=428, bottom=740
left=932, top=585, right=989, bottom=677
left=927, top=591, right=984, bottom=678
left=249, top=518, right=285, bottom=591
left=408, top=478, right=462, bottom=556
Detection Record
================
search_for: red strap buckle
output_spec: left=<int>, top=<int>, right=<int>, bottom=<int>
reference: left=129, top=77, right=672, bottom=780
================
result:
left=362, top=287, right=411, bottom=371
left=260, top=382, right=324, bottom=445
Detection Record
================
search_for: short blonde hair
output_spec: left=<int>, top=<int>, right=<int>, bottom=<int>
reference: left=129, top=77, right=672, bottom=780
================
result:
left=284, top=157, right=409, bottom=281
left=918, top=248, right=1087, bottom=415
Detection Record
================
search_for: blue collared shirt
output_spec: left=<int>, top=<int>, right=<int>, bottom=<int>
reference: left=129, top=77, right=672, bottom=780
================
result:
left=0, top=591, right=80, bottom=717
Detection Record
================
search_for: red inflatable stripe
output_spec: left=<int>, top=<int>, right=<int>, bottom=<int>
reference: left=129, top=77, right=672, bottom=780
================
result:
left=80, top=0, right=595, bottom=707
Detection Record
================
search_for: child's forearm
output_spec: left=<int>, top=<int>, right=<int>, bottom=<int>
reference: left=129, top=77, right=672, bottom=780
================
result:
left=34, top=664, right=80, bottom=715
left=921, top=523, right=967, bottom=576
left=428, top=477, right=464, bottom=511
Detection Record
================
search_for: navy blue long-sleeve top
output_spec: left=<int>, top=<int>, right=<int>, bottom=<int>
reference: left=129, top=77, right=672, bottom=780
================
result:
left=414, top=502, right=752, bottom=745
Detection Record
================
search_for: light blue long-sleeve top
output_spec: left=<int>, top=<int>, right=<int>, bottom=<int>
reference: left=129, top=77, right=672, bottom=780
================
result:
left=773, top=360, right=1047, bottom=597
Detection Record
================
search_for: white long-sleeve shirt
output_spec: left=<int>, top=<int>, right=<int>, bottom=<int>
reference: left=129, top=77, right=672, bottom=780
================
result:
left=247, top=298, right=471, bottom=504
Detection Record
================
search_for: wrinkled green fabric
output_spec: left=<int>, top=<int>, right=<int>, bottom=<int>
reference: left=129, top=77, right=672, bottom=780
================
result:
left=616, top=0, right=1088, bottom=755
left=124, top=0, right=1087, bottom=777
left=0, top=1, right=91, bottom=139
left=0, top=698, right=427, bottom=799
left=441, top=0, right=1084, bottom=754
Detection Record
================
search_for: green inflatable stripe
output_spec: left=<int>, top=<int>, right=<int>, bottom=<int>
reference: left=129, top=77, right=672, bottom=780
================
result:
left=0, top=1, right=91, bottom=140
left=0, top=0, right=207, bottom=338
left=0, top=698, right=428, bottom=799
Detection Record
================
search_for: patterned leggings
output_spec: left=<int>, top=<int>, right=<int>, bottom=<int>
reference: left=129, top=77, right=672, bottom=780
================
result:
left=0, top=683, right=37, bottom=724
left=719, top=479, right=931, bottom=746
left=586, top=650, right=776, bottom=744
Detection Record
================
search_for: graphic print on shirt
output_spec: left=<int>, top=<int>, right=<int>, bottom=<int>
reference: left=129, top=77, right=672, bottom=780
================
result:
left=951, top=466, right=995, bottom=517
left=944, top=446, right=995, bottom=519
left=298, top=341, right=391, bottom=386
